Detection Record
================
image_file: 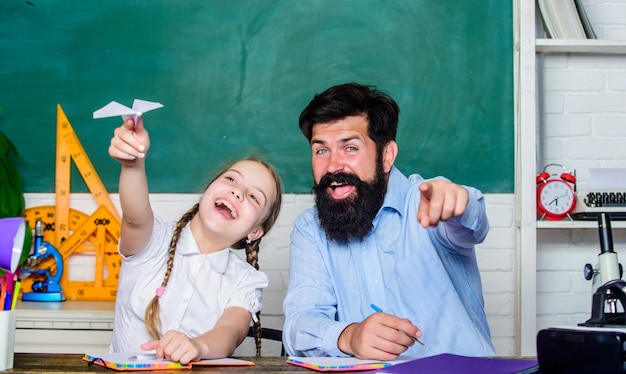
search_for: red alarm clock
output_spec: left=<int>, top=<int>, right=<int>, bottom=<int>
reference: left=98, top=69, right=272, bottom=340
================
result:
left=536, top=164, right=577, bottom=220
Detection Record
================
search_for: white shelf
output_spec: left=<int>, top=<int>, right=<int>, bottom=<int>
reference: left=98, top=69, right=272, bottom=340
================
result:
left=537, top=220, right=626, bottom=229
left=14, top=300, right=115, bottom=353
left=517, top=0, right=626, bottom=356
left=536, top=39, right=626, bottom=54
left=15, top=300, right=115, bottom=326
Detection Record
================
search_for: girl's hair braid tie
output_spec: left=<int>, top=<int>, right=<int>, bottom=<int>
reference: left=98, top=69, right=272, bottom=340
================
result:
left=155, top=287, right=166, bottom=298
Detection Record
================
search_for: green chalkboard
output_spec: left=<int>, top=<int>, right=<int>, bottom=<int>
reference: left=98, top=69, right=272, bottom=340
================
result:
left=0, top=0, right=513, bottom=193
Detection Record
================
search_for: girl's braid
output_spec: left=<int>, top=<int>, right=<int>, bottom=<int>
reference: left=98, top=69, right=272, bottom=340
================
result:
left=144, top=204, right=199, bottom=340
left=246, top=239, right=263, bottom=356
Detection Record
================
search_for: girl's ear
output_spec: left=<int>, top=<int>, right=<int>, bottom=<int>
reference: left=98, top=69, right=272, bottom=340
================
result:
left=247, top=227, right=265, bottom=242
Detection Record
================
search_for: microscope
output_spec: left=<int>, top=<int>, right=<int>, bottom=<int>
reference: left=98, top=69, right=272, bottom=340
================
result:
left=537, top=213, right=626, bottom=374
left=20, top=220, right=66, bottom=302
left=580, top=213, right=626, bottom=327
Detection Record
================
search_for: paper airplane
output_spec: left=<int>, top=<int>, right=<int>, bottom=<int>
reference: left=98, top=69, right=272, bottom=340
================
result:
left=93, top=99, right=163, bottom=123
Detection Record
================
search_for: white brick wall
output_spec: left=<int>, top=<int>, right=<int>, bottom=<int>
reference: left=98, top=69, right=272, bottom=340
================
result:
left=542, top=52, right=626, bottom=185
left=478, top=194, right=516, bottom=355
left=583, top=0, right=626, bottom=39
left=536, top=0, right=626, bottom=346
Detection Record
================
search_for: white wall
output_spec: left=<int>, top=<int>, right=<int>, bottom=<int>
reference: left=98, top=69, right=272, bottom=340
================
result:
left=535, top=0, right=626, bottom=336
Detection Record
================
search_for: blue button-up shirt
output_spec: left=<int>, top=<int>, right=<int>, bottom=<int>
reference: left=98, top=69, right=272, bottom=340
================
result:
left=282, top=166, right=495, bottom=358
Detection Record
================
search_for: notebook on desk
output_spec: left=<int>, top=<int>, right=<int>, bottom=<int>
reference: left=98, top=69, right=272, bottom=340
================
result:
left=83, top=353, right=254, bottom=371
left=285, top=356, right=415, bottom=372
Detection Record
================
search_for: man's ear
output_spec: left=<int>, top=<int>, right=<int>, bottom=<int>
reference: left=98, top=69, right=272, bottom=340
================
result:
left=382, top=141, right=398, bottom=173
left=247, top=227, right=265, bottom=242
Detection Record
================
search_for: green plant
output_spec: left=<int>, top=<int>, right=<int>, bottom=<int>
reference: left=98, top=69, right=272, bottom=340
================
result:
left=0, top=129, right=25, bottom=217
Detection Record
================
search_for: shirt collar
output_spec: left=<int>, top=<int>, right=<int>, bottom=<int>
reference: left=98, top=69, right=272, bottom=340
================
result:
left=380, top=166, right=409, bottom=216
left=175, top=223, right=230, bottom=274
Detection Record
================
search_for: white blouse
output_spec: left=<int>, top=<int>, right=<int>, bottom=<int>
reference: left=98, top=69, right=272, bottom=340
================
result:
left=109, top=216, right=269, bottom=353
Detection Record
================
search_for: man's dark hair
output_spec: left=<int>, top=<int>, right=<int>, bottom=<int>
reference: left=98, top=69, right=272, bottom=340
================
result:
left=298, top=83, right=400, bottom=154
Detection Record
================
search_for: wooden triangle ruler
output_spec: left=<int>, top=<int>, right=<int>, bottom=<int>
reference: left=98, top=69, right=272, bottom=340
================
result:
left=55, top=104, right=120, bottom=245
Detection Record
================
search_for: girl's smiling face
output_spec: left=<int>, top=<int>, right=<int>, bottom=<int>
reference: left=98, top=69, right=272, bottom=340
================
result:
left=192, top=159, right=277, bottom=253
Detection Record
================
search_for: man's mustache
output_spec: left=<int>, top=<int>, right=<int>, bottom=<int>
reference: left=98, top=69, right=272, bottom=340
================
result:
left=317, top=172, right=363, bottom=189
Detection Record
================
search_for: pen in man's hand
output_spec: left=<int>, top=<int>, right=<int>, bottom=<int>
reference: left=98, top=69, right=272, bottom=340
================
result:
left=370, top=304, right=429, bottom=349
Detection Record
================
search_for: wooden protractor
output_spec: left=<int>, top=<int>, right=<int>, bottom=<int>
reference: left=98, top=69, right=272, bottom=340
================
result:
left=24, top=205, right=90, bottom=243
left=59, top=204, right=121, bottom=301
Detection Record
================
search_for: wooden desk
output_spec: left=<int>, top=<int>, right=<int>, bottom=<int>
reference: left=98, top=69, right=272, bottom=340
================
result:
left=9, top=354, right=322, bottom=373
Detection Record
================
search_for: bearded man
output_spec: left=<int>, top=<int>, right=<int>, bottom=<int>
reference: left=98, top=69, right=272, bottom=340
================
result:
left=282, top=83, right=495, bottom=360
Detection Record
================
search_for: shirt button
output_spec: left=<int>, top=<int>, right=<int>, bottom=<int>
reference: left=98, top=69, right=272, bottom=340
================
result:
left=372, top=279, right=378, bottom=285
left=183, top=298, right=189, bottom=303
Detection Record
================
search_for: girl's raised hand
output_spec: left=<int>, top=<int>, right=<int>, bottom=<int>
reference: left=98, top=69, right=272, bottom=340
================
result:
left=109, top=117, right=150, bottom=163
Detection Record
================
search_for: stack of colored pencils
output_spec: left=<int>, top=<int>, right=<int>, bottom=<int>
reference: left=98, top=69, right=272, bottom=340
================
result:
left=0, top=272, right=21, bottom=311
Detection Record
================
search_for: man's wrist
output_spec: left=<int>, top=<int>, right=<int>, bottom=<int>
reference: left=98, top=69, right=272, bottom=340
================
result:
left=337, top=323, right=356, bottom=356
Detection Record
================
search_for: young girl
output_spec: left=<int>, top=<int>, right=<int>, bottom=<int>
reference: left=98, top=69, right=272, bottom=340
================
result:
left=107, top=118, right=282, bottom=363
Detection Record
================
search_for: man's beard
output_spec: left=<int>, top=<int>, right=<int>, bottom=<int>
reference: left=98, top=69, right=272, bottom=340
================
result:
left=313, top=163, right=388, bottom=245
